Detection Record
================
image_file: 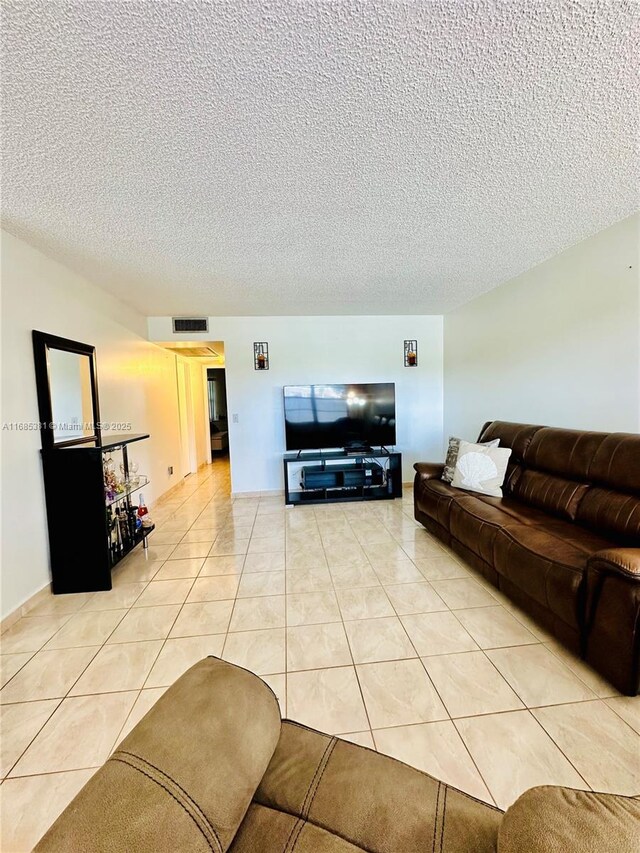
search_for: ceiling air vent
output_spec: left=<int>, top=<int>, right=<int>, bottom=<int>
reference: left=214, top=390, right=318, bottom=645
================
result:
left=172, top=317, right=209, bottom=333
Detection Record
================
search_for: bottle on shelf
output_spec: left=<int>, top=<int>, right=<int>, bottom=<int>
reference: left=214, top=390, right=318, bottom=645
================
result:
left=137, top=494, right=148, bottom=518
left=115, top=507, right=129, bottom=548
left=114, top=508, right=122, bottom=553
left=129, top=504, right=141, bottom=537
left=127, top=504, right=135, bottom=544
left=137, top=493, right=153, bottom=529
left=106, top=506, right=117, bottom=559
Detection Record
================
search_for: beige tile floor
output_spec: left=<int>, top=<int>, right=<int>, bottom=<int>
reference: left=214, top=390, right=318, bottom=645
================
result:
left=2, top=458, right=639, bottom=850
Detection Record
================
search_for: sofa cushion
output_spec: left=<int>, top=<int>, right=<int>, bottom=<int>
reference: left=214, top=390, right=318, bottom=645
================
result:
left=540, top=431, right=640, bottom=542
left=492, top=524, right=613, bottom=629
left=442, top=435, right=500, bottom=483
left=496, top=427, right=605, bottom=522
left=449, top=497, right=522, bottom=565
left=523, top=428, right=607, bottom=480
left=473, top=494, right=566, bottom=527
left=576, top=488, right=640, bottom=544
left=231, top=720, right=501, bottom=853
left=498, top=786, right=640, bottom=853
left=540, top=519, right=616, bottom=555
left=478, top=421, right=542, bottom=463
left=587, top=433, right=640, bottom=494
left=512, top=469, right=590, bottom=521
left=451, top=441, right=512, bottom=497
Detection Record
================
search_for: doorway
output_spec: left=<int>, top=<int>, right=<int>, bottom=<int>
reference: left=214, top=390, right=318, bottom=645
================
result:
left=158, top=341, right=227, bottom=478
left=207, top=368, right=229, bottom=458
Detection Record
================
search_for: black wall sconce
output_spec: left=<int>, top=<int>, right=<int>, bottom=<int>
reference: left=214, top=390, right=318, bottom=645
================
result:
left=254, top=342, right=269, bottom=370
left=404, top=340, right=418, bottom=367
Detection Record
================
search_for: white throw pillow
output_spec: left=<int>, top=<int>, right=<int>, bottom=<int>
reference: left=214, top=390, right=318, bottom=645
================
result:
left=442, top=435, right=500, bottom=483
left=451, top=440, right=512, bottom=497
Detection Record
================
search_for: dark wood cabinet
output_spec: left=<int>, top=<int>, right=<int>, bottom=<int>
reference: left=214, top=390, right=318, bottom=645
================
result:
left=40, top=433, right=153, bottom=593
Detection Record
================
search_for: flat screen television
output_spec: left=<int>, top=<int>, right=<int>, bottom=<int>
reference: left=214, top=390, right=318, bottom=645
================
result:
left=283, top=383, right=396, bottom=451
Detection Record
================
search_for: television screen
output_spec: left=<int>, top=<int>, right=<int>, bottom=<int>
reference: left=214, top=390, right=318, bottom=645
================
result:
left=284, top=383, right=396, bottom=451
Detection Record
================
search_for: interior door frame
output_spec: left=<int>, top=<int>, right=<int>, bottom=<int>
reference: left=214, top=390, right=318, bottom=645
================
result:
left=202, top=365, right=212, bottom=465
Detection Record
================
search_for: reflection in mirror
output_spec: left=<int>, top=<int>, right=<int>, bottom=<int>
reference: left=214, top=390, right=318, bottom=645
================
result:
left=48, top=349, right=95, bottom=443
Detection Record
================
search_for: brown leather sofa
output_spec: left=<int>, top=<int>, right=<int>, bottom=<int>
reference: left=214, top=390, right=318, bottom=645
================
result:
left=414, top=421, right=640, bottom=696
left=34, top=658, right=639, bottom=852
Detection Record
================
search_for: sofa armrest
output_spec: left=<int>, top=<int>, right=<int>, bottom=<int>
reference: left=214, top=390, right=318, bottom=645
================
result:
left=587, top=548, right=640, bottom=580
left=584, top=550, right=640, bottom=695
left=499, top=786, right=640, bottom=853
left=35, top=658, right=282, bottom=852
left=413, top=462, right=445, bottom=481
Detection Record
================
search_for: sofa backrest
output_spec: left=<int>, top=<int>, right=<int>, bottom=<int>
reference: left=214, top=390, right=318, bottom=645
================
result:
left=576, top=433, right=640, bottom=542
left=515, top=427, right=605, bottom=522
left=477, top=422, right=640, bottom=543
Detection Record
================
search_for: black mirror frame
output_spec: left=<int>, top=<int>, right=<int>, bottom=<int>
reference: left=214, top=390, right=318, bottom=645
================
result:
left=32, top=330, right=102, bottom=450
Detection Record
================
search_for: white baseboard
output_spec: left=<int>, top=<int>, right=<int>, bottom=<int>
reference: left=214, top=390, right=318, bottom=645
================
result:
left=231, top=489, right=285, bottom=499
left=1, top=582, right=52, bottom=634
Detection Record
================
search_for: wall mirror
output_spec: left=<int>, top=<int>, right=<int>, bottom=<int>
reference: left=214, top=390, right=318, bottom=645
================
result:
left=32, top=331, right=102, bottom=449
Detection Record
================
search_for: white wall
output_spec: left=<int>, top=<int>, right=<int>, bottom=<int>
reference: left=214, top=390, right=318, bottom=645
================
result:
left=0, top=230, right=184, bottom=619
left=188, top=361, right=210, bottom=469
left=148, top=315, right=444, bottom=494
left=444, top=214, right=640, bottom=444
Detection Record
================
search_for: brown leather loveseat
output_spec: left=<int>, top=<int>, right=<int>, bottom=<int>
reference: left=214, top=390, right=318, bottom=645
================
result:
left=34, top=657, right=640, bottom=852
left=414, top=421, right=640, bottom=695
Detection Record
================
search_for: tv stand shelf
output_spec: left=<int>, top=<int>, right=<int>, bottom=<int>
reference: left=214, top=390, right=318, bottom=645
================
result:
left=283, top=449, right=402, bottom=506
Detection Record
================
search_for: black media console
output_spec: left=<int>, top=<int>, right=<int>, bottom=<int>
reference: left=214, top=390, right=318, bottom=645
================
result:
left=283, top=449, right=402, bottom=506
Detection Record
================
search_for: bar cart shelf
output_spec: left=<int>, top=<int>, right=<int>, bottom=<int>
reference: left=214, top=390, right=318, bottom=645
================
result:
left=105, top=476, right=150, bottom=507
left=40, top=433, right=153, bottom=594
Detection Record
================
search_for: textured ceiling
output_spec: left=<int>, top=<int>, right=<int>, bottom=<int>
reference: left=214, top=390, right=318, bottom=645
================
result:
left=2, top=0, right=638, bottom=316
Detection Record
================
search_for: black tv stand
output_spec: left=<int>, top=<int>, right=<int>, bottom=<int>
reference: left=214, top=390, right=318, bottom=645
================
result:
left=283, top=448, right=402, bottom=506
